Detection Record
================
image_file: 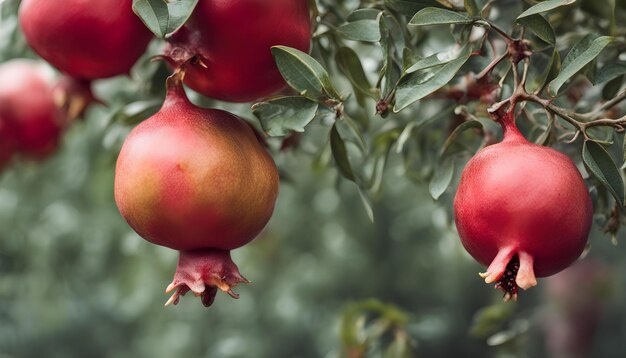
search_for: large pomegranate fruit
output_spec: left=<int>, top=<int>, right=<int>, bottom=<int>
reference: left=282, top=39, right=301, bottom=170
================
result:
left=454, top=111, right=593, bottom=300
left=114, top=72, right=279, bottom=306
left=0, top=59, right=64, bottom=160
left=164, top=0, right=311, bottom=102
left=19, top=0, right=152, bottom=80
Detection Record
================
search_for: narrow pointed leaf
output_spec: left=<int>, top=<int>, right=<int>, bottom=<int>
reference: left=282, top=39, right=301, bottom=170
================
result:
left=336, top=47, right=376, bottom=102
left=594, top=62, right=626, bottom=85
left=548, top=36, right=613, bottom=96
left=337, top=20, right=381, bottom=42
left=394, top=46, right=471, bottom=112
left=429, top=158, right=455, bottom=200
left=517, top=0, right=576, bottom=19
left=384, top=0, right=445, bottom=16
left=409, top=8, right=473, bottom=26
left=583, top=140, right=624, bottom=206
left=252, top=96, right=319, bottom=136
left=132, top=0, right=198, bottom=38
left=330, top=124, right=356, bottom=181
left=272, top=46, right=342, bottom=101
left=441, top=119, right=483, bottom=158
left=517, top=14, right=555, bottom=45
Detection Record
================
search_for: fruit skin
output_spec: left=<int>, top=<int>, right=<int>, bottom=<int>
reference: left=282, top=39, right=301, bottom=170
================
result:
left=114, top=74, right=279, bottom=306
left=114, top=80, right=279, bottom=252
left=165, top=0, right=311, bottom=102
left=453, top=112, right=592, bottom=297
left=0, top=59, right=63, bottom=160
left=19, top=0, right=152, bottom=80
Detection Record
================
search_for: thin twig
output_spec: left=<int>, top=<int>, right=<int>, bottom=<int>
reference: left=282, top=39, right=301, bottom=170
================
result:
left=476, top=51, right=508, bottom=79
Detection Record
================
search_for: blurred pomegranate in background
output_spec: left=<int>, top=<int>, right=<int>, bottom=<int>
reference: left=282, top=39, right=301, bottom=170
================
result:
left=0, top=59, right=64, bottom=162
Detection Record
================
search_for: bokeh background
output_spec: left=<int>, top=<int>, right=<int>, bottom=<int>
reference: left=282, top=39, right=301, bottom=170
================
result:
left=1, top=0, right=626, bottom=357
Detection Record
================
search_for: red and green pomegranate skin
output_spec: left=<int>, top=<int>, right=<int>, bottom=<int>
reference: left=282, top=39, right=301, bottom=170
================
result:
left=114, top=74, right=279, bottom=306
left=0, top=59, right=63, bottom=161
left=19, top=0, right=152, bottom=80
left=165, top=0, right=311, bottom=102
left=453, top=112, right=593, bottom=299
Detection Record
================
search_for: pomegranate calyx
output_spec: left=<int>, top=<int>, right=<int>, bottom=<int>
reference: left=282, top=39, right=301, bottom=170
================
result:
left=479, top=247, right=538, bottom=301
left=164, top=249, right=250, bottom=307
left=53, top=76, right=101, bottom=121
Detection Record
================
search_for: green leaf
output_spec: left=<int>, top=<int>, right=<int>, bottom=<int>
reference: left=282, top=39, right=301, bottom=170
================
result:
left=517, top=0, right=576, bottom=19
left=271, top=46, right=342, bottom=102
left=464, top=0, right=480, bottom=17
left=470, top=303, right=515, bottom=338
left=409, top=8, right=473, bottom=26
left=532, top=49, right=561, bottom=92
left=252, top=96, right=319, bottom=136
left=336, top=47, right=376, bottom=105
left=379, top=14, right=404, bottom=100
left=548, top=36, right=614, bottom=96
left=394, top=46, right=471, bottom=112
left=132, top=0, right=198, bottom=38
left=405, top=52, right=454, bottom=74
left=594, top=62, right=626, bottom=84
left=384, top=0, right=445, bottom=16
left=583, top=140, right=624, bottom=206
left=337, top=20, right=381, bottom=42
left=331, top=124, right=356, bottom=181
left=429, top=158, right=455, bottom=200
left=358, top=188, right=375, bottom=223
left=347, top=8, right=382, bottom=21
left=517, top=14, right=555, bottom=45
left=602, top=75, right=624, bottom=100
left=440, top=120, right=483, bottom=158
left=111, top=99, right=161, bottom=125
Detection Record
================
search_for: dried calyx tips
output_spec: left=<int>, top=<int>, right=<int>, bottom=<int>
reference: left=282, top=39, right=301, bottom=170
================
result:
left=483, top=257, right=520, bottom=301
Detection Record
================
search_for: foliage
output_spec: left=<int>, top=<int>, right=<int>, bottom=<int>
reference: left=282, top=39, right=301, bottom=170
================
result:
left=1, top=0, right=626, bottom=357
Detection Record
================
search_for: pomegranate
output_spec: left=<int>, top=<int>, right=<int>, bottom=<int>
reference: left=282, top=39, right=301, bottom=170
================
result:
left=19, top=0, right=152, bottom=80
left=0, top=59, right=64, bottom=160
left=454, top=110, right=593, bottom=300
left=164, top=0, right=311, bottom=102
left=114, top=72, right=279, bottom=306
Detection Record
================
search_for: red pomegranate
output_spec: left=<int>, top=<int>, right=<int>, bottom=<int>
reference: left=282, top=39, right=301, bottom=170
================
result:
left=165, top=0, right=311, bottom=102
left=19, top=0, right=152, bottom=80
left=0, top=59, right=64, bottom=160
left=454, top=111, right=593, bottom=300
left=114, top=72, right=279, bottom=306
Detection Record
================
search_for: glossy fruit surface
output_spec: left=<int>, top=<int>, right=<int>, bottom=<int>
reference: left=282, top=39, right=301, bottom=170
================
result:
left=114, top=74, right=279, bottom=306
left=453, top=112, right=593, bottom=299
left=165, top=0, right=311, bottom=102
left=0, top=59, right=63, bottom=160
left=114, top=80, right=279, bottom=251
left=19, top=0, right=152, bottom=79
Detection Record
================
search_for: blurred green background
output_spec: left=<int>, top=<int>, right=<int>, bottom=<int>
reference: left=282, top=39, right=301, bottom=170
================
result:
left=1, top=0, right=626, bottom=357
